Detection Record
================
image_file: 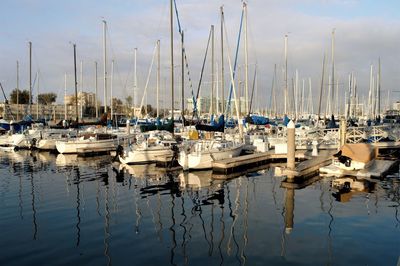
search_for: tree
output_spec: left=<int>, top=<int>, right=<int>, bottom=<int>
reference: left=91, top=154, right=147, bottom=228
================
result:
left=125, top=96, right=132, bottom=107
left=141, top=104, right=155, bottom=116
left=38, top=93, right=57, bottom=104
left=10, top=89, right=30, bottom=104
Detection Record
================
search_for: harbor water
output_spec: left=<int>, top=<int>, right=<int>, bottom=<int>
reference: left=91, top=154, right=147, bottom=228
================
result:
left=0, top=150, right=399, bottom=265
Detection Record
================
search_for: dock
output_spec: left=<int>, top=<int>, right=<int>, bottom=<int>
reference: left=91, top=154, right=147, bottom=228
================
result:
left=212, top=150, right=306, bottom=175
left=275, top=150, right=336, bottom=178
left=320, top=160, right=399, bottom=178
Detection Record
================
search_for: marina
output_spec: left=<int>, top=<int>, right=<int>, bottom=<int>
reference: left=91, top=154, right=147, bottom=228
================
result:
left=1, top=0, right=400, bottom=265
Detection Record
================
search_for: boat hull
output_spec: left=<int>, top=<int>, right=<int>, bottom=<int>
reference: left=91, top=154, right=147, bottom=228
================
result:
left=179, top=143, right=243, bottom=170
left=119, top=147, right=173, bottom=164
left=56, top=138, right=117, bottom=154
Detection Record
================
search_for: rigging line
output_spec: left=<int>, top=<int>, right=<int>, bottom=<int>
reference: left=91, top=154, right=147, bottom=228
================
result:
left=195, top=27, right=213, bottom=106
left=136, top=43, right=158, bottom=124
left=105, top=24, right=128, bottom=92
left=173, top=0, right=196, bottom=113
left=248, top=65, right=257, bottom=115
left=224, top=6, right=244, bottom=117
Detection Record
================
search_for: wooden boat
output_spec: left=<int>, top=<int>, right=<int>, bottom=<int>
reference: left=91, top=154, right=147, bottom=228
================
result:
left=333, top=143, right=375, bottom=171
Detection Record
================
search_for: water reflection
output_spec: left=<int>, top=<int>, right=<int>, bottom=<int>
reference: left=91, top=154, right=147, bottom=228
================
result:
left=0, top=151, right=399, bottom=265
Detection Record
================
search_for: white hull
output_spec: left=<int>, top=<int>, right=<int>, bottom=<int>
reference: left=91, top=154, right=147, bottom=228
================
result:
left=119, top=147, right=173, bottom=164
left=179, top=142, right=243, bottom=170
left=0, top=133, right=30, bottom=148
left=37, top=139, right=57, bottom=150
left=333, top=158, right=374, bottom=171
left=56, top=138, right=117, bottom=154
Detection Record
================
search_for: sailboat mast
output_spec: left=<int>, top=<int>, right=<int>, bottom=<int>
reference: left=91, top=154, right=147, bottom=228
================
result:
left=95, top=61, right=98, bottom=119
left=377, top=58, right=381, bottom=117
left=170, top=0, right=174, bottom=131
left=284, top=35, right=288, bottom=115
left=110, top=60, right=114, bottom=121
left=64, top=73, right=67, bottom=120
left=16, top=60, right=19, bottom=120
left=331, top=29, right=335, bottom=116
left=103, top=20, right=108, bottom=115
left=157, top=40, right=160, bottom=118
left=220, top=6, right=225, bottom=114
left=211, top=25, right=215, bottom=115
left=80, top=60, right=83, bottom=120
left=29, top=41, right=32, bottom=115
left=369, top=64, right=373, bottom=118
left=243, top=2, right=249, bottom=115
left=181, top=32, right=185, bottom=124
left=133, top=47, right=137, bottom=112
left=73, top=44, right=78, bottom=124
left=36, top=71, right=39, bottom=119
left=317, top=54, right=326, bottom=120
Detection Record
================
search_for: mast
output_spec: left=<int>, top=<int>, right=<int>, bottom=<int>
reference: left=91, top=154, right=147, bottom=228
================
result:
left=301, top=78, right=305, bottom=117
left=377, top=58, right=381, bottom=117
left=216, top=62, right=219, bottom=114
left=170, top=0, right=174, bottom=132
left=73, top=44, right=79, bottom=124
left=272, top=64, right=277, bottom=117
left=16, top=61, right=19, bottom=120
left=220, top=6, right=225, bottom=114
left=133, top=47, right=137, bottom=113
left=181, top=32, right=185, bottom=124
left=243, top=2, right=249, bottom=115
left=103, top=20, right=108, bottom=115
left=64, top=73, right=67, bottom=120
left=95, top=61, right=98, bottom=119
left=331, top=29, right=335, bottom=116
left=80, top=60, right=83, bottom=120
left=157, top=41, right=160, bottom=118
left=308, top=77, right=313, bottom=115
left=110, top=60, right=114, bottom=122
left=210, top=25, right=215, bottom=115
left=369, top=64, right=373, bottom=118
left=29, top=41, right=32, bottom=115
left=317, top=54, right=326, bottom=120
left=36, top=71, right=39, bottom=119
left=284, top=35, right=288, bottom=115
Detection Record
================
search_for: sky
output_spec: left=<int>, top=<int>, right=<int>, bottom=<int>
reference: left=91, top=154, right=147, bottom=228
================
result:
left=1, top=0, right=399, bottom=112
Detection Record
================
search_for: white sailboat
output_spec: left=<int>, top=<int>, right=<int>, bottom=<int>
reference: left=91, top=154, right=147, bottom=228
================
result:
left=55, top=132, right=118, bottom=154
left=178, top=140, right=243, bottom=170
left=119, top=131, right=176, bottom=164
left=35, top=129, right=78, bottom=150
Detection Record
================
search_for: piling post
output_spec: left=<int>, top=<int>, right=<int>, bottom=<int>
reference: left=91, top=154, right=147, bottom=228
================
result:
left=284, top=187, right=295, bottom=234
left=126, top=119, right=130, bottom=134
left=339, top=118, right=346, bottom=148
left=287, top=120, right=295, bottom=170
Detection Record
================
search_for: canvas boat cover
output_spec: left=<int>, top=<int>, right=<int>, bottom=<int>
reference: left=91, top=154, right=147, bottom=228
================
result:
left=339, top=143, right=375, bottom=163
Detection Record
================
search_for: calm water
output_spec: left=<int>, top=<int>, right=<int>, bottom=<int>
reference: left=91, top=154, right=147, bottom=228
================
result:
left=0, top=150, right=399, bottom=266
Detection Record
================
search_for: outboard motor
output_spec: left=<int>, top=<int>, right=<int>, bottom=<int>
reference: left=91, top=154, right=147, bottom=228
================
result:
left=113, top=145, right=124, bottom=162
left=30, top=138, right=37, bottom=150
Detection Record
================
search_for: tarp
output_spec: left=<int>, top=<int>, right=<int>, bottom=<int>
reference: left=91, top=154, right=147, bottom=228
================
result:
left=195, top=115, right=224, bottom=132
left=338, top=143, right=375, bottom=163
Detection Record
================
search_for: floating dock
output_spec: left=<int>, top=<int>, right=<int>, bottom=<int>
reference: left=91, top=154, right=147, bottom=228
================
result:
left=320, top=160, right=399, bottom=178
left=276, top=150, right=336, bottom=178
left=212, top=150, right=306, bottom=175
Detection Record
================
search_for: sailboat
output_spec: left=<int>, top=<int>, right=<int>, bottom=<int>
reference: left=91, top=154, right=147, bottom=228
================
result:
left=178, top=139, right=243, bottom=170
left=118, top=130, right=176, bottom=164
